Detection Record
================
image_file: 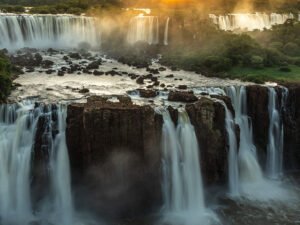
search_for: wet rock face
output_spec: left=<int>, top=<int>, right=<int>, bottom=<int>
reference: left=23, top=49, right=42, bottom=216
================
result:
left=284, top=84, right=300, bottom=171
left=246, top=85, right=269, bottom=163
left=66, top=96, right=162, bottom=219
left=186, top=97, right=228, bottom=185
left=168, top=91, right=198, bottom=103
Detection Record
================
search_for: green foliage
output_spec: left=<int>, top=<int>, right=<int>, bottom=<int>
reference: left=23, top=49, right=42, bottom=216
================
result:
left=0, top=5, right=25, bottom=13
left=250, top=55, right=264, bottom=69
left=203, top=56, right=232, bottom=72
left=283, top=42, right=300, bottom=56
left=0, top=54, right=12, bottom=102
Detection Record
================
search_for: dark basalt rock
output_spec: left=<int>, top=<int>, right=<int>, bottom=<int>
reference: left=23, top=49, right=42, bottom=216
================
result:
left=105, top=70, right=120, bottom=76
left=57, top=70, right=65, bottom=76
left=177, top=85, right=187, bottom=90
left=41, top=60, right=54, bottom=68
left=68, top=52, right=82, bottom=60
left=10, top=52, right=44, bottom=67
left=168, top=91, right=198, bottom=102
left=166, top=74, right=174, bottom=78
left=283, top=84, right=300, bottom=171
left=246, top=85, right=269, bottom=162
left=139, top=89, right=157, bottom=98
left=93, top=70, right=104, bottom=76
left=210, top=95, right=235, bottom=117
left=86, top=60, right=102, bottom=70
left=146, top=68, right=159, bottom=74
left=136, top=76, right=144, bottom=85
left=79, top=88, right=89, bottom=93
left=66, top=96, right=163, bottom=219
left=45, top=69, right=54, bottom=74
left=186, top=97, right=228, bottom=185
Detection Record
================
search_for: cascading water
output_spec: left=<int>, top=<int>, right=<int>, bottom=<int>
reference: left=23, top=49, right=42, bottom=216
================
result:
left=160, top=108, right=219, bottom=225
left=225, top=86, right=264, bottom=193
left=221, top=102, right=239, bottom=196
left=127, top=14, right=160, bottom=45
left=0, top=14, right=101, bottom=50
left=209, top=13, right=294, bottom=31
left=266, top=87, right=288, bottom=179
left=224, top=86, right=293, bottom=201
left=0, top=101, right=74, bottom=225
left=0, top=101, right=37, bottom=224
left=164, top=17, right=170, bottom=45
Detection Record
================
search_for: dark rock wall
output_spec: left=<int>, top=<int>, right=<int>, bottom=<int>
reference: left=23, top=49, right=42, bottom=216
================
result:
left=283, top=84, right=300, bottom=171
left=66, top=96, right=162, bottom=219
left=246, top=85, right=269, bottom=164
left=63, top=84, right=300, bottom=220
left=186, top=97, right=228, bottom=186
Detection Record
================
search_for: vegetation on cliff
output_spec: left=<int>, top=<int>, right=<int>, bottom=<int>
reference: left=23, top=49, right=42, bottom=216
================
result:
left=0, top=0, right=121, bottom=14
left=0, top=53, right=12, bottom=102
left=159, top=18, right=300, bottom=84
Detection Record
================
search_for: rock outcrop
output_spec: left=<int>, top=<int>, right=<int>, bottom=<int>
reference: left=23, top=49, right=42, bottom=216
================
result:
left=168, top=91, right=198, bottom=103
left=283, top=84, right=300, bottom=171
left=186, top=97, right=228, bottom=185
left=246, top=85, right=269, bottom=163
left=66, top=96, right=162, bottom=219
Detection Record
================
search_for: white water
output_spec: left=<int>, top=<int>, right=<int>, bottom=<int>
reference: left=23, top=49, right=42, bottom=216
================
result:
left=210, top=13, right=294, bottom=31
left=48, top=105, right=74, bottom=225
left=0, top=101, right=74, bottom=225
left=0, top=101, right=37, bottom=224
left=160, top=108, right=219, bottom=225
left=127, top=15, right=159, bottom=45
left=224, top=86, right=294, bottom=201
left=225, top=86, right=264, bottom=195
left=266, top=87, right=288, bottom=179
left=0, top=14, right=100, bottom=50
left=222, top=102, right=239, bottom=196
left=164, top=17, right=170, bottom=45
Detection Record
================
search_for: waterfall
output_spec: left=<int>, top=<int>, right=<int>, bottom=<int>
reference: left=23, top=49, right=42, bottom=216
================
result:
left=0, top=101, right=37, bottom=224
left=164, top=17, right=170, bottom=45
left=225, top=87, right=264, bottom=187
left=0, top=14, right=100, bottom=50
left=221, top=102, right=239, bottom=196
left=127, top=14, right=161, bottom=45
left=0, top=101, right=74, bottom=225
left=266, top=87, right=288, bottom=179
left=160, top=108, right=218, bottom=225
left=210, top=13, right=294, bottom=31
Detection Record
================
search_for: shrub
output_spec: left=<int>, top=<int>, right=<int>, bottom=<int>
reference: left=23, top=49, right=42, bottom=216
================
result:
left=279, top=67, right=291, bottom=72
left=250, top=55, right=264, bottom=69
left=283, top=42, right=300, bottom=56
left=269, top=42, right=283, bottom=50
left=0, top=54, right=12, bottom=102
left=204, top=55, right=232, bottom=72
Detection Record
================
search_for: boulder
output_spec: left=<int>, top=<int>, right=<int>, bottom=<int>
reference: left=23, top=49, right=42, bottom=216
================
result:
left=86, top=60, right=102, bottom=70
left=68, top=52, right=82, bottom=60
left=139, top=89, right=157, bottom=98
left=136, top=76, right=144, bottom=85
left=41, top=60, right=54, bottom=68
left=79, top=88, right=89, bottom=93
left=93, top=70, right=104, bottom=76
